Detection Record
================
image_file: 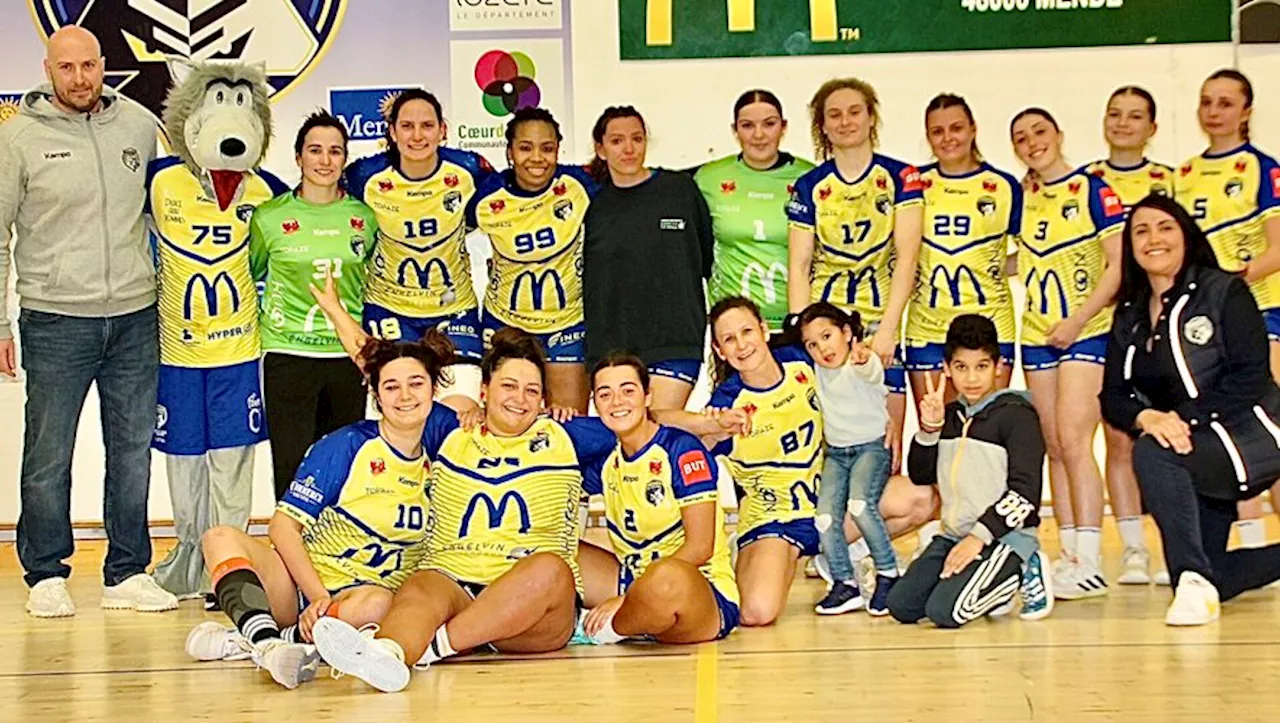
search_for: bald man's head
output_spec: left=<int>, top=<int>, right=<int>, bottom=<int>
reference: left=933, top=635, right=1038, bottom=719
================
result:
left=44, top=26, right=105, bottom=113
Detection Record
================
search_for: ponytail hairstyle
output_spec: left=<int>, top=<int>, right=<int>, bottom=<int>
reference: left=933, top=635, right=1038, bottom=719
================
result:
left=925, top=93, right=981, bottom=163
left=384, top=89, right=445, bottom=169
left=708, top=295, right=766, bottom=388
left=796, top=301, right=864, bottom=345
left=1206, top=68, right=1255, bottom=140
left=294, top=109, right=349, bottom=158
left=808, top=77, right=881, bottom=161
left=1108, top=85, right=1157, bottom=122
left=359, top=332, right=458, bottom=411
left=481, top=327, right=548, bottom=388
left=589, top=105, right=647, bottom=182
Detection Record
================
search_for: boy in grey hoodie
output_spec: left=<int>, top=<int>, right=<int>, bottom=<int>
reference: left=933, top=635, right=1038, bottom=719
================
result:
left=0, top=26, right=176, bottom=617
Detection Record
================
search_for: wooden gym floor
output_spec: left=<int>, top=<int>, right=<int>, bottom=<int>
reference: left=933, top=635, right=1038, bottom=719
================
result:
left=2, top=520, right=1278, bottom=723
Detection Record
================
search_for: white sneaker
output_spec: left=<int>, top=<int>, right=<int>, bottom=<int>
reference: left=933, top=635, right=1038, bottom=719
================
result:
left=1117, top=547, right=1152, bottom=585
left=185, top=621, right=253, bottom=662
left=312, top=617, right=411, bottom=693
left=1051, top=555, right=1072, bottom=581
left=855, top=555, right=878, bottom=597
left=102, top=573, right=179, bottom=612
left=1054, top=557, right=1109, bottom=600
left=26, top=578, right=75, bottom=618
left=252, top=638, right=320, bottom=690
left=1153, top=568, right=1172, bottom=586
left=1165, top=572, right=1221, bottom=626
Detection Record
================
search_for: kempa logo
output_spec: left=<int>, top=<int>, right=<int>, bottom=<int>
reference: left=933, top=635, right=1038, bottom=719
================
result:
left=644, top=0, right=841, bottom=45
left=31, top=0, right=346, bottom=124
left=459, top=491, right=531, bottom=537
left=184, top=271, right=240, bottom=320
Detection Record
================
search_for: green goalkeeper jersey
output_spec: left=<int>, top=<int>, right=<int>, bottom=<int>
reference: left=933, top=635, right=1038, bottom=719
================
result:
left=249, top=189, right=378, bottom=357
left=694, top=153, right=814, bottom=328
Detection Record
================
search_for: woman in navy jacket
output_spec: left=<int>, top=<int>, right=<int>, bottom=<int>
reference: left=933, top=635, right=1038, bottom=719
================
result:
left=1100, top=194, right=1280, bottom=626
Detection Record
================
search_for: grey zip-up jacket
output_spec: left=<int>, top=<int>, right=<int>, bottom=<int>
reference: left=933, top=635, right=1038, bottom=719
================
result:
left=0, top=84, right=157, bottom=339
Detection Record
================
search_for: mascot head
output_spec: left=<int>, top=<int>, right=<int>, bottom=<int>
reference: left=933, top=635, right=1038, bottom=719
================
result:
left=163, top=57, right=273, bottom=211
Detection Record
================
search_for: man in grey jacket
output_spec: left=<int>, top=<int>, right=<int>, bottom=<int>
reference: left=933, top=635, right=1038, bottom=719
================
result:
left=0, top=26, right=178, bottom=617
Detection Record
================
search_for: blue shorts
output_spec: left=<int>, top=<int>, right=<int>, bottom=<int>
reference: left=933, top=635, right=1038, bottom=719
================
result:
left=737, top=519, right=820, bottom=557
left=1021, top=334, right=1109, bottom=371
left=1265, top=309, right=1280, bottom=342
left=904, top=342, right=1016, bottom=372
left=621, top=570, right=739, bottom=640
left=482, top=310, right=585, bottom=364
left=154, top=360, right=266, bottom=455
left=648, top=358, right=702, bottom=385
left=362, top=303, right=483, bottom=361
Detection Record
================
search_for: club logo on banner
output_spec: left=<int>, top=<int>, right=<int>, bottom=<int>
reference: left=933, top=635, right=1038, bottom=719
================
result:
left=329, top=87, right=423, bottom=144
left=450, top=0, right=563, bottom=32
left=30, top=0, right=347, bottom=124
left=0, top=93, right=20, bottom=126
left=450, top=39, right=568, bottom=165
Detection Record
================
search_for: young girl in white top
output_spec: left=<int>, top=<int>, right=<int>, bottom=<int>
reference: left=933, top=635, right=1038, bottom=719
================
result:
left=798, top=302, right=898, bottom=615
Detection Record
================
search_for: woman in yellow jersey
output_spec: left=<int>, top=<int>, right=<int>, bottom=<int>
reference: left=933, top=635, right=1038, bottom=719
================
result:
left=1178, top=69, right=1280, bottom=537
left=312, top=329, right=618, bottom=693
left=1011, top=108, right=1125, bottom=600
left=1086, top=86, right=1174, bottom=586
left=184, top=335, right=460, bottom=689
left=345, top=89, right=492, bottom=401
left=787, top=78, right=924, bottom=469
left=469, top=108, right=598, bottom=412
left=908, top=94, right=1019, bottom=405
left=576, top=354, right=739, bottom=644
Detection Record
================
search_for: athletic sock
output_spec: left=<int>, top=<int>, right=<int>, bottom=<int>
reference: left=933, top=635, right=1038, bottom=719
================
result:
left=1236, top=518, right=1268, bottom=549
left=1058, top=526, right=1077, bottom=558
left=848, top=538, right=870, bottom=562
left=877, top=566, right=899, bottom=578
left=1117, top=517, right=1146, bottom=550
left=1076, top=527, right=1102, bottom=569
left=917, top=520, right=941, bottom=546
left=414, top=624, right=459, bottom=667
left=591, top=614, right=627, bottom=645
left=212, top=559, right=278, bottom=644
left=279, top=625, right=300, bottom=643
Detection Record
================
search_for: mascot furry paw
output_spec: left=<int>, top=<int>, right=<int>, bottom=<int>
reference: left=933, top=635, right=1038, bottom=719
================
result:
left=148, top=57, right=287, bottom=599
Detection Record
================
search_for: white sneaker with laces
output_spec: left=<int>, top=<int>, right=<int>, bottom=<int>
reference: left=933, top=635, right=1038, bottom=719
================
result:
left=252, top=638, right=320, bottom=689
left=185, top=621, right=252, bottom=661
left=102, top=573, right=179, bottom=612
left=27, top=578, right=75, bottom=618
left=1117, top=546, right=1152, bottom=585
left=1165, top=571, right=1221, bottom=626
left=312, top=618, right=411, bottom=693
left=1054, top=557, right=1109, bottom=600
left=1153, top=568, right=1172, bottom=586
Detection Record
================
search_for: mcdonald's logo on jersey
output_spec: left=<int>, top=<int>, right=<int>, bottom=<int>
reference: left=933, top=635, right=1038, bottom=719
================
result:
left=340, top=541, right=404, bottom=577
left=512, top=269, right=567, bottom=311
left=928, top=264, right=986, bottom=308
left=398, top=257, right=452, bottom=289
left=183, top=271, right=240, bottom=320
left=822, top=266, right=880, bottom=309
left=789, top=480, right=816, bottom=510
left=1024, top=269, right=1070, bottom=318
left=741, top=261, right=787, bottom=303
left=459, top=491, right=531, bottom=538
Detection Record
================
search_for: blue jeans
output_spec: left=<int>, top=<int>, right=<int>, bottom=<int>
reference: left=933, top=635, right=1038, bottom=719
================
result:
left=817, top=437, right=894, bottom=581
left=17, top=307, right=158, bottom=587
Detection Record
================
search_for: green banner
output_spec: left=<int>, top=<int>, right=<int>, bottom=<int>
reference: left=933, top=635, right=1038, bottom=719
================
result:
left=620, top=0, right=1232, bottom=60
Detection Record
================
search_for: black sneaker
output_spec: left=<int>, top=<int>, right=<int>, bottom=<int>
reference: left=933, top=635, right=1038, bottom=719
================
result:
left=205, top=593, right=221, bottom=612
left=814, top=581, right=864, bottom=615
left=866, top=574, right=898, bottom=616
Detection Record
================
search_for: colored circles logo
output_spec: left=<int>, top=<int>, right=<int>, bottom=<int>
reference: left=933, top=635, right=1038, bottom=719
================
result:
left=475, top=50, right=541, bottom=117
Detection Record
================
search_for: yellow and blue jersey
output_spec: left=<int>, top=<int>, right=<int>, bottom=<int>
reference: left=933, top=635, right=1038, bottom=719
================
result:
left=786, top=155, right=924, bottom=324
left=422, top=415, right=614, bottom=592
left=146, top=158, right=287, bottom=367
left=345, top=148, right=493, bottom=318
left=907, top=162, right=1021, bottom=346
left=1086, top=158, right=1175, bottom=210
left=583, top=426, right=737, bottom=604
left=1018, top=170, right=1125, bottom=347
left=708, top=346, right=822, bottom=537
left=467, top=167, right=599, bottom=334
left=276, top=408, right=457, bottom=593
left=1176, top=144, right=1280, bottom=311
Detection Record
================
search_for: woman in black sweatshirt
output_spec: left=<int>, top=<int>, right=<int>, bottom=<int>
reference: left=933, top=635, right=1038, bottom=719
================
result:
left=1100, top=194, right=1280, bottom=626
left=583, top=106, right=713, bottom=410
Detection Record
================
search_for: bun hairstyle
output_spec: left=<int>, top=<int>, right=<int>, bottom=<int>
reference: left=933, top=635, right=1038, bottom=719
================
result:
left=481, top=327, right=548, bottom=386
left=797, top=301, right=864, bottom=341
left=1206, top=69, right=1254, bottom=140
left=734, top=89, right=784, bottom=122
left=359, top=332, right=458, bottom=409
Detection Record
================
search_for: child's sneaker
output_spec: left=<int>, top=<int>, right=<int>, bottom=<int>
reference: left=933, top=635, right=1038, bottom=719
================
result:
left=865, top=575, right=897, bottom=616
left=1019, top=549, right=1054, bottom=621
left=814, top=581, right=864, bottom=615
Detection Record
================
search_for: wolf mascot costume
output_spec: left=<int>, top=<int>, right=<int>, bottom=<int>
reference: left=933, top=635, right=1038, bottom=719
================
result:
left=149, top=58, right=286, bottom=599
